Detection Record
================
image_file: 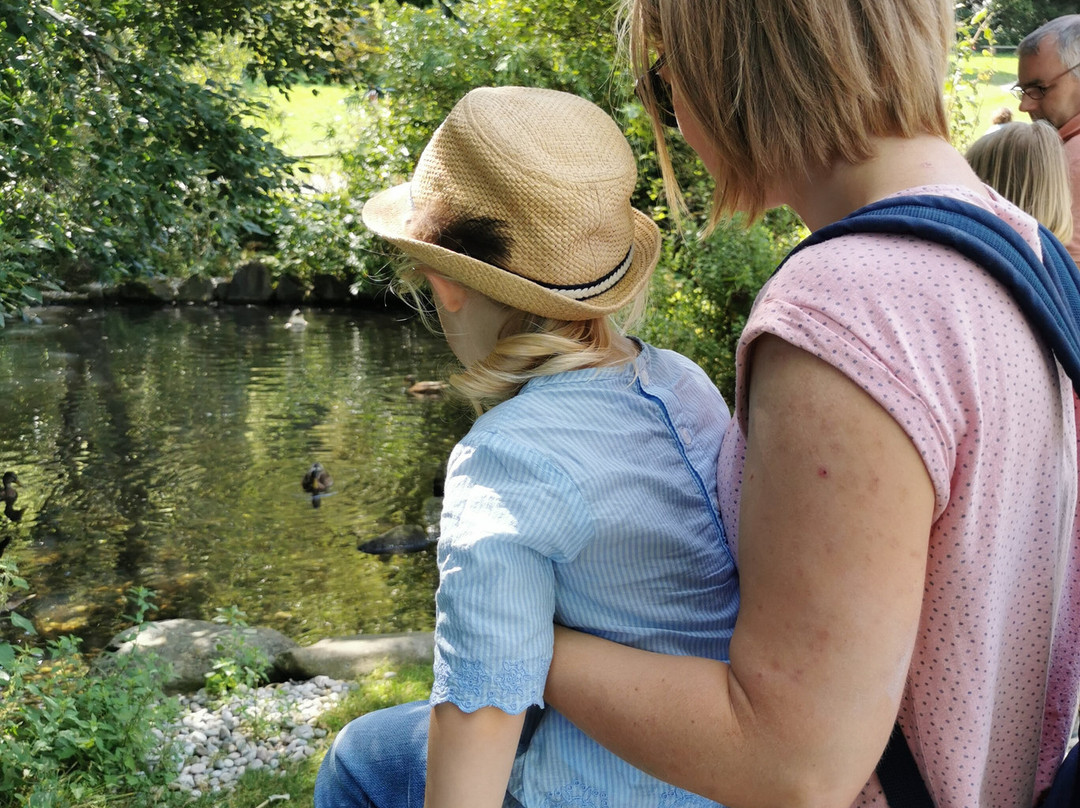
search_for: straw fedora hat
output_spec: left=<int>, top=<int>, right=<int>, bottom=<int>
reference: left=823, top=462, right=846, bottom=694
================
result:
left=361, top=86, right=660, bottom=321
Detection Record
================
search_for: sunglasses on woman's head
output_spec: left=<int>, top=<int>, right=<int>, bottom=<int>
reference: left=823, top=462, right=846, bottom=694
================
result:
left=634, top=55, right=679, bottom=129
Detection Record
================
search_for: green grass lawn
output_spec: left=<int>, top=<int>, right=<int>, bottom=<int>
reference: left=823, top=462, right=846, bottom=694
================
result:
left=967, top=52, right=1021, bottom=138
left=249, top=84, right=368, bottom=180
left=258, top=84, right=363, bottom=157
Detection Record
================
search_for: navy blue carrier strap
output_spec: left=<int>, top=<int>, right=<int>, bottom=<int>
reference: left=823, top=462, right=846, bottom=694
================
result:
left=782, top=195, right=1080, bottom=806
left=782, top=194, right=1080, bottom=391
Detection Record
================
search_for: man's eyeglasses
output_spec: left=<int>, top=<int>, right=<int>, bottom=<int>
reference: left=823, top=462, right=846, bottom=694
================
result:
left=634, top=55, right=679, bottom=129
left=1012, top=61, right=1080, bottom=101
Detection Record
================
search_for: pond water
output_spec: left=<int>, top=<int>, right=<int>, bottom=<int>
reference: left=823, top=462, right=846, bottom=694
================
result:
left=0, top=304, right=472, bottom=655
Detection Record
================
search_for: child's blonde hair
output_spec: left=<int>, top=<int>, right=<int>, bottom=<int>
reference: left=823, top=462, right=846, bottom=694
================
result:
left=965, top=121, right=1074, bottom=244
left=396, top=212, right=646, bottom=413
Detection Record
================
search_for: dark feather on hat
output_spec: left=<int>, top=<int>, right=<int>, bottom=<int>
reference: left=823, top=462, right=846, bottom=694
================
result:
left=409, top=203, right=514, bottom=271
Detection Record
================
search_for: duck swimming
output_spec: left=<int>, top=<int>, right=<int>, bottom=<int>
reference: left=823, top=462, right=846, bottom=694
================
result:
left=302, top=462, right=333, bottom=508
left=285, top=309, right=308, bottom=330
left=404, top=375, right=447, bottom=397
left=1, top=472, right=17, bottom=504
left=302, top=462, right=332, bottom=494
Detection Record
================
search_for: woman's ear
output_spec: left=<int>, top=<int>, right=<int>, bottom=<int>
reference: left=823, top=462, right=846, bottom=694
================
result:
left=422, top=270, right=468, bottom=313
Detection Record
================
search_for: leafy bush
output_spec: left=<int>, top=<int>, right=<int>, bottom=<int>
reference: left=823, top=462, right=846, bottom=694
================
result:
left=960, top=0, right=1076, bottom=46
left=258, top=189, right=388, bottom=295
left=639, top=210, right=802, bottom=402
left=203, top=605, right=273, bottom=699
left=0, top=573, right=181, bottom=806
left=947, top=4, right=1001, bottom=154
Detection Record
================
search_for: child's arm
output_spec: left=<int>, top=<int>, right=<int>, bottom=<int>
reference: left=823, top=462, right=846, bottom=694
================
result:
left=427, top=433, right=587, bottom=807
left=424, top=703, right=526, bottom=808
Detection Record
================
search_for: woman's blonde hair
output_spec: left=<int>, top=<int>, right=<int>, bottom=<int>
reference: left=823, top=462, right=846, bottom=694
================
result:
left=395, top=213, right=645, bottom=413
left=620, top=0, right=954, bottom=224
left=965, top=121, right=1075, bottom=244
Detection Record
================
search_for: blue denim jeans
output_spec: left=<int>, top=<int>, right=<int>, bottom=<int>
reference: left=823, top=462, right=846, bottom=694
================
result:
left=315, top=701, right=430, bottom=808
left=314, top=701, right=539, bottom=808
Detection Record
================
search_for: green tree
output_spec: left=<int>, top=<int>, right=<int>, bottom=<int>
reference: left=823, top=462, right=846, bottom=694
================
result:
left=40, top=0, right=367, bottom=86
left=342, top=0, right=622, bottom=198
left=958, top=0, right=1075, bottom=46
left=0, top=0, right=372, bottom=324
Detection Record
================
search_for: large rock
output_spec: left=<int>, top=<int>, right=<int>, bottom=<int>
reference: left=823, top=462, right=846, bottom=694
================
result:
left=273, top=274, right=307, bottom=305
left=101, top=618, right=299, bottom=694
left=224, top=261, right=274, bottom=303
left=275, top=632, right=434, bottom=681
left=115, top=276, right=178, bottom=304
left=309, top=273, right=354, bottom=304
left=177, top=275, right=218, bottom=303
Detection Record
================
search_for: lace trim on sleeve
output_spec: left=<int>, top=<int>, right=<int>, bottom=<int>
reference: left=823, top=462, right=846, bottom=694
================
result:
left=430, top=655, right=549, bottom=714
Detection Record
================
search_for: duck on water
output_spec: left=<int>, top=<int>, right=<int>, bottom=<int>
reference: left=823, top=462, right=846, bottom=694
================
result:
left=301, top=462, right=333, bottom=508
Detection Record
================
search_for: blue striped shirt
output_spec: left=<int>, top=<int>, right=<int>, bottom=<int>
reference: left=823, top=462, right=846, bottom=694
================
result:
left=431, top=341, right=738, bottom=807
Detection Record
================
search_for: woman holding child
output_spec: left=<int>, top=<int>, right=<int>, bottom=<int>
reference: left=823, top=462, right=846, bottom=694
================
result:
left=318, top=0, right=1080, bottom=805
left=544, top=1, right=1080, bottom=806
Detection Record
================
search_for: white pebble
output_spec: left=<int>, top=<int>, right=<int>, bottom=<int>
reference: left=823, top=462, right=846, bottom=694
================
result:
left=161, top=676, right=356, bottom=796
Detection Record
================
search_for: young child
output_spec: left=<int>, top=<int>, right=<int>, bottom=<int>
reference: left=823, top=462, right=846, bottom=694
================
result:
left=966, top=120, right=1075, bottom=244
left=314, top=86, right=739, bottom=808
left=985, top=104, right=1013, bottom=133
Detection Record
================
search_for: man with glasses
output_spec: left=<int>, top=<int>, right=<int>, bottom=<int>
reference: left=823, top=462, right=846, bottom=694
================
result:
left=1017, top=15, right=1080, bottom=263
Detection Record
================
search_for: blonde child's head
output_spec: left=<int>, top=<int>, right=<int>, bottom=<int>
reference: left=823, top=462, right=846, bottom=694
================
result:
left=965, top=121, right=1074, bottom=244
left=362, top=86, right=660, bottom=411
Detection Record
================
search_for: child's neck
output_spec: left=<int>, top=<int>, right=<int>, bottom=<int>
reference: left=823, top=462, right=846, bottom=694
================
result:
left=602, top=334, right=641, bottom=367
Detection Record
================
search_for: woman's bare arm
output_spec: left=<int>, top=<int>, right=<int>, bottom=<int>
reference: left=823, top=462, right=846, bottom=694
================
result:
left=546, top=336, right=935, bottom=808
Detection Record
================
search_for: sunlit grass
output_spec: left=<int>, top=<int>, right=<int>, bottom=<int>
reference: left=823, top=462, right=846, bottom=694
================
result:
left=965, top=52, right=1020, bottom=137
left=248, top=84, right=369, bottom=182
left=257, top=85, right=366, bottom=158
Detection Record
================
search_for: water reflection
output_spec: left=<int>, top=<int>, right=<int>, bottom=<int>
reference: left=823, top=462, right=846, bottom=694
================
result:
left=0, top=305, right=471, bottom=654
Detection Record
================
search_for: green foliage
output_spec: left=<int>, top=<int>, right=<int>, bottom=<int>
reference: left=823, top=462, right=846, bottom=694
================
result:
left=0, top=0, right=396, bottom=318
left=948, top=3, right=1000, bottom=153
left=259, top=190, right=385, bottom=293
left=203, top=605, right=273, bottom=698
left=41, top=0, right=367, bottom=88
left=958, top=0, right=1076, bottom=46
left=0, top=1, right=302, bottom=316
left=0, top=575, right=182, bottom=807
left=639, top=211, right=801, bottom=403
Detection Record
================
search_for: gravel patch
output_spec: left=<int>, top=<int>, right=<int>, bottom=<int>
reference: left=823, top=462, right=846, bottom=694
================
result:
left=160, top=675, right=355, bottom=799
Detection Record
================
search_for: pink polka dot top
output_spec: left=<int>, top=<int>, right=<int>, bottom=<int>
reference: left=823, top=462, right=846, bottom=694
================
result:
left=718, top=185, right=1080, bottom=807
